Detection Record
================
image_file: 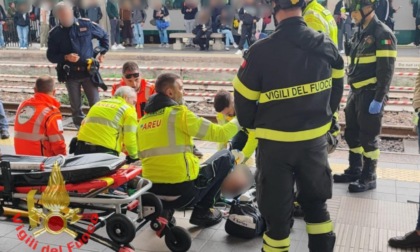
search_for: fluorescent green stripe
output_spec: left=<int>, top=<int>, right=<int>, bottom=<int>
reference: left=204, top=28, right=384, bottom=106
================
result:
left=256, top=122, right=331, bottom=142
left=332, top=68, right=345, bottom=78
left=355, top=56, right=377, bottom=64
left=262, top=244, right=289, bottom=252
left=232, top=76, right=261, bottom=101
left=376, top=50, right=397, bottom=58
left=350, top=147, right=364, bottom=154
left=364, top=149, right=380, bottom=160
left=306, top=221, right=334, bottom=235
left=263, top=234, right=290, bottom=247
left=352, top=77, right=377, bottom=89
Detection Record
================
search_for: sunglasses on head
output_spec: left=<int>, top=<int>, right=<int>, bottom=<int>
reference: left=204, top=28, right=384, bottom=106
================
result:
left=124, top=73, right=140, bottom=79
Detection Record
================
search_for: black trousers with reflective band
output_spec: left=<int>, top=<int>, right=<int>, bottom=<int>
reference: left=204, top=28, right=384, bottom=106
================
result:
left=74, top=141, right=118, bottom=156
left=344, top=89, right=384, bottom=153
left=256, top=136, right=332, bottom=240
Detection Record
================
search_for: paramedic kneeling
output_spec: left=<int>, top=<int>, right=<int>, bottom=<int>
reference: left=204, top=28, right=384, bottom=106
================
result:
left=14, top=76, right=66, bottom=157
left=76, top=86, right=138, bottom=163
left=137, top=73, right=241, bottom=227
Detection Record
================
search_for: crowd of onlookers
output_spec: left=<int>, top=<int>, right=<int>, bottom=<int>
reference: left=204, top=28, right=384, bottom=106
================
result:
left=0, top=0, right=411, bottom=52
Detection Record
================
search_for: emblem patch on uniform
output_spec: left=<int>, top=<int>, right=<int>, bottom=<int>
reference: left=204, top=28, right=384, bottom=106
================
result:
left=79, top=27, right=87, bottom=32
left=364, top=35, right=375, bottom=45
left=17, top=106, right=35, bottom=124
left=57, top=119, right=63, bottom=131
left=381, top=39, right=392, bottom=45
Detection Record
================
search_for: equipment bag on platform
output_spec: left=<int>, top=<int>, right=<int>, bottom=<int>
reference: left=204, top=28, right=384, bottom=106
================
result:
left=225, top=201, right=266, bottom=239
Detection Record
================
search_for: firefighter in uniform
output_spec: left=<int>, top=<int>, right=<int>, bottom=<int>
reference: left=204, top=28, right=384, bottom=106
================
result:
left=233, top=0, right=344, bottom=250
left=76, top=86, right=138, bottom=163
left=14, top=76, right=66, bottom=157
left=47, top=1, right=109, bottom=129
left=111, top=61, right=155, bottom=120
left=213, top=90, right=258, bottom=163
left=138, top=73, right=242, bottom=227
left=333, top=0, right=396, bottom=193
left=303, top=0, right=338, bottom=45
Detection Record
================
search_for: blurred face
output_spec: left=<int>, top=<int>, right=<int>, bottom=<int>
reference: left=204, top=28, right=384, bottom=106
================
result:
left=221, top=98, right=235, bottom=117
left=10, top=3, right=15, bottom=8
left=125, top=92, right=138, bottom=107
left=350, top=10, right=362, bottom=25
left=57, top=6, right=75, bottom=27
left=166, top=79, right=184, bottom=104
left=123, top=70, right=141, bottom=92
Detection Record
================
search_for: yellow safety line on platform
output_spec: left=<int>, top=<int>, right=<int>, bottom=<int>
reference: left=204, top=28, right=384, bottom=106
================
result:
left=0, top=138, right=13, bottom=146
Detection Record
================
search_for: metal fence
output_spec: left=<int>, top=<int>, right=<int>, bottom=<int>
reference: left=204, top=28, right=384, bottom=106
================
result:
left=2, top=18, right=39, bottom=48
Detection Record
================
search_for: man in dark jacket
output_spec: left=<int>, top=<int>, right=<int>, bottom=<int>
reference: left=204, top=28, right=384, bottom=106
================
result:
left=236, top=0, right=259, bottom=55
left=84, top=0, right=103, bottom=24
left=47, top=2, right=109, bottom=129
left=375, top=0, right=389, bottom=22
left=14, top=3, right=30, bottom=49
left=233, top=0, right=344, bottom=250
left=0, top=3, right=7, bottom=48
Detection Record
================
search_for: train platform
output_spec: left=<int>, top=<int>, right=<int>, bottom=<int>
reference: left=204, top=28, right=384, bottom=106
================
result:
left=0, top=127, right=419, bottom=252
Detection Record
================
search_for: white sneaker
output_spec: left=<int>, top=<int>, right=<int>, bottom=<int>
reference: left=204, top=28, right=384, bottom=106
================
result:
left=339, top=50, right=344, bottom=54
left=139, top=44, right=144, bottom=49
left=159, top=43, right=164, bottom=48
left=135, top=45, right=140, bottom=49
left=19, top=47, right=24, bottom=50
left=233, top=43, right=238, bottom=49
left=235, top=49, right=243, bottom=55
left=22, top=47, right=28, bottom=50
left=225, top=47, right=230, bottom=51
left=40, top=47, right=47, bottom=51
left=117, top=44, right=125, bottom=49
left=111, top=44, right=118, bottom=50
left=165, top=43, right=170, bottom=48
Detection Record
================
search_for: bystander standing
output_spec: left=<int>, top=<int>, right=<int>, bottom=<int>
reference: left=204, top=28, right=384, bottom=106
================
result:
left=181, top=0, right=198, bottom=46
left=14, top=3, right=30, bottom=50
left=120, top=0, right=133, bottom=46
left=153, top=1, right=170, bottom=47
left=132, top=0, right=147, bottom=49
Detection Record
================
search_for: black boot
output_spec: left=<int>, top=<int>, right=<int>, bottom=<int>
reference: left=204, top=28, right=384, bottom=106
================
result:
left=388, top=231, right=420, bottom=248
left=189, top=207, right=222, bottom=227
left=348, top=157, right=377, bottom=193
left=333, top=152, right=362, bottom=183
left=308, top=232, right=336, bottom=252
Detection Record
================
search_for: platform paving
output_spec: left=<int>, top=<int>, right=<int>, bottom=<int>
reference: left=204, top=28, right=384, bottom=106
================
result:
left=0, top=128, right=420, bottom=252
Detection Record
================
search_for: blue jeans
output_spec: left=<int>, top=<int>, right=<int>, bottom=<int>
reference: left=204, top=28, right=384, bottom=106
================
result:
left=158, top=29, right=168, bottom=44
left=219, top=29, right=235, bottom=47
left=0, top=101, right=8, bottom=130
left=0, top=24, right=4, bottom=47
left=132, top=23, right=144, bottom=45
left=16, top=25, right=29, bottom=48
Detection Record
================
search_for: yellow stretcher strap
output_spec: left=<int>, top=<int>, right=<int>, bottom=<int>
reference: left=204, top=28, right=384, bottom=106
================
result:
left=98, top=177, right=115, bottom=186
left=27, top=189, right=39, bottom=229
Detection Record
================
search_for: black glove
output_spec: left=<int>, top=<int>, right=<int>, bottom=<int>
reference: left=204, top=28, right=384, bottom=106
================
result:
left=126, top=156, right=139, bottom=164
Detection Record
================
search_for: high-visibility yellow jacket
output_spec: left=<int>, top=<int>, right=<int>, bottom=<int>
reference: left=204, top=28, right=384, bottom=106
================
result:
left=216, top=113, right=258, bottom=159
left=138, top=101, right=240, bottom=184
left=78, top=97, right=138, bottom=158
left=303, top=0, right=338, bottom=45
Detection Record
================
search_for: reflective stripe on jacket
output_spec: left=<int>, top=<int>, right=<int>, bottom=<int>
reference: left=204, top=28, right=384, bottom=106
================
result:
left=14, top=93, right=66, bottom=157
left=78, top=97, right=138, bottom=158
left=138, top=105, right=240, bottom=184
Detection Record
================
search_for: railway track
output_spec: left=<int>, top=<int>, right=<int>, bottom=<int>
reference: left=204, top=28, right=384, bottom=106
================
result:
left=2, top=101, right=416, bottom=137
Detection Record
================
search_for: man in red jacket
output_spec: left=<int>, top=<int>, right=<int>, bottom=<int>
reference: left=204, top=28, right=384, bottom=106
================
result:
left=14, top=76, right=66, bottom=156
left=111, top=61, right=155, bottom=120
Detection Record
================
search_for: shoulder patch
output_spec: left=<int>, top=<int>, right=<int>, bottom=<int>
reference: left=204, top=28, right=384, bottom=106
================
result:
left=17, top=105, right=36, bottom=125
